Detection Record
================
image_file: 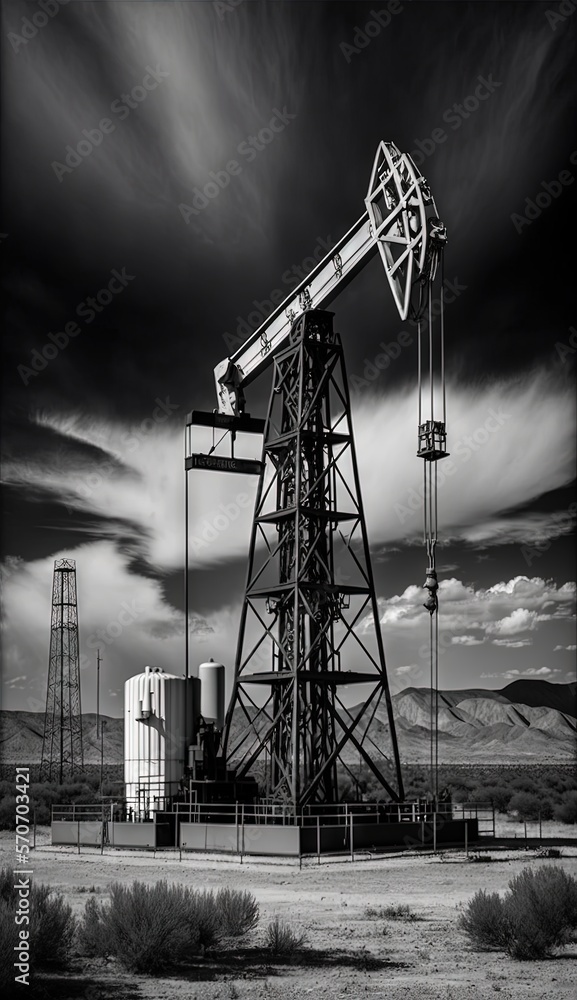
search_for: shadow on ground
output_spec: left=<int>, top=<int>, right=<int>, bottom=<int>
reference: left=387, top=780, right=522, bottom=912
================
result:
left=31, top=948, right=406, bottom=996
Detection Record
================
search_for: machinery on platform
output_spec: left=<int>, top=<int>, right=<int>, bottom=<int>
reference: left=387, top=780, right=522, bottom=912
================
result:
left=182, top=140, right=449, bottom=817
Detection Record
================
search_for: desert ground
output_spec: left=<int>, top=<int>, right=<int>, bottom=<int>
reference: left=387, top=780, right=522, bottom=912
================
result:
left=2, top=828, right=576, bottom=1000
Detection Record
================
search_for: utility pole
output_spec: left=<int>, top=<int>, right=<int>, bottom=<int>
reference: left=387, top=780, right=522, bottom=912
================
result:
left=100, top=720, right=107, bottom=796
left=96, top=648, right=101, bottom=746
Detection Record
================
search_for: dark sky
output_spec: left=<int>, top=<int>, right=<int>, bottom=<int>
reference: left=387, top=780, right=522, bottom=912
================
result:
left=1, top=0, right=576, bottom=715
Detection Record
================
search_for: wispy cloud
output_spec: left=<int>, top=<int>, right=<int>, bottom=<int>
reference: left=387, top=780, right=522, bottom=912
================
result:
left=2, top=369, right=575, bottom=571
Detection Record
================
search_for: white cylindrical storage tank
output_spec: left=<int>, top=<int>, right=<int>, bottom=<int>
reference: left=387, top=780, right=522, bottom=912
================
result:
left=124, top=666, right=195, bottom=819
left=199, top=658, right=225, bottom=730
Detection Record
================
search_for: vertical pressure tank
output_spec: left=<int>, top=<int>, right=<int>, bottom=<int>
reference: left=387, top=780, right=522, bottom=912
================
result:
left=199, top=658, right=225, bottom=729
left=124, top=666, right=195, bottom=818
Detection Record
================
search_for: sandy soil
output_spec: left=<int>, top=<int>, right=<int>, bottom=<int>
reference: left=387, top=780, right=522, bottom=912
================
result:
left=2, top=829, right=577, bottom=1000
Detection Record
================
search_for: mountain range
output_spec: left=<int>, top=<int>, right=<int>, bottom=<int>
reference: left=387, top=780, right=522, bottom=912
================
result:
left=1, top=680, right=575, bottom=767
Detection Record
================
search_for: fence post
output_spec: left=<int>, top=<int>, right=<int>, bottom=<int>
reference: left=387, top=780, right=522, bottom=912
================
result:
left=77, top=820, right=80, bottom=855
left=433, top=811, right=437, bottom=854
left=235, top=801, right=239, bottom=855
left=240, top=803, right=244, bottom=864
left=539, top=811, right=542, bottom=842
left=317, top=816, right=321, bottom=865
left=350, top=811, right=354, bottom=862
left=524, top=820, right=528, bottom=849
left=465, top=821, right=468, bottom=858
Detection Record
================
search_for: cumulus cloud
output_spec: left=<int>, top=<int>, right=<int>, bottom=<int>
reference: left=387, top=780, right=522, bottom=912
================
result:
left=376, top=575, right=576, bottom=645
left=554, top=644, right=577, bottom=651
left=492, top=639, right=533, bottom=648
left=503, top=666, right=557, bottom=679
left=486, top=608, right=540, bottom=636
left=480, top=665, right=560, bottom=680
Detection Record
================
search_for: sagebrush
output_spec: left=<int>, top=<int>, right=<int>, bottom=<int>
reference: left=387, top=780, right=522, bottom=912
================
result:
left=0, top=866, right=76, bottom=989
left=459, top=864, right=577, bottom=960
left=216, top=888, right=259, bottom=937
left=76, top=880, right=259, bottom=974
left=266, top=915, right=307, bottom=956
left=366, top=903, right=419, bottom=920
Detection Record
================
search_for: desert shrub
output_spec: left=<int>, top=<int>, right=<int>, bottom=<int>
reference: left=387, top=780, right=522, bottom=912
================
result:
left=509, top=776, right=538, bottom=795
left=508, top=792, right=546, bottom=821
left=0, top=901, right=16, bottom=992
left=83, top=880, right=199, bottom=973
left=0, top=795, right=17, bottom=830
left=0, top=868, right=75, bottom=974
left=77, top=880, right=234, bottom=974
left=186, top=889, right=222, bottom=951
left=366, top=903, right=419, bottom=920
left=445, top=775, right=477, bottom=798
left=216, top=888, right=259, bottom=937
left=469, top=784, right=512, bottom=813
left=553, top=790, right=577, bottom=824
left=76, top=896, right=115, bottom=957
left=458, top=890, right=507, bottom=950
left=30, top=884, right=76, bottom=967
left=0, top=867, right=14, bottom=902
left=266, top=916, right=307, bottom=956
left=460, top=865, right=577, bottom=960
left=502, top=866, right=577, bottom=959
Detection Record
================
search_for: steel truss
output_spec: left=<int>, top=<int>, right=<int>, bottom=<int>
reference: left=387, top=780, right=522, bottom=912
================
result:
left=40, top=559, right=84, bottom=783
left=222, top=310, right=404, bottom=812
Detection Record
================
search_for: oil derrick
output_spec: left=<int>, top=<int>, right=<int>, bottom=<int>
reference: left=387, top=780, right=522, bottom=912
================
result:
left=40, top=559, right=84, bottom=782
left=222, top=310, right=404, bottom=811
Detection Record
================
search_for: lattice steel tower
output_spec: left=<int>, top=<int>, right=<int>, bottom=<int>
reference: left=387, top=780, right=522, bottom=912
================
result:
left=40, top=559, right=84, bottom=782
left=222, top=311, right=404, bottom=811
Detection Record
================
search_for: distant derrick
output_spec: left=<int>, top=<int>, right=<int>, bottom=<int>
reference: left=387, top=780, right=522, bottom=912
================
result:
left=39, top=559, right=84, bottom=782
